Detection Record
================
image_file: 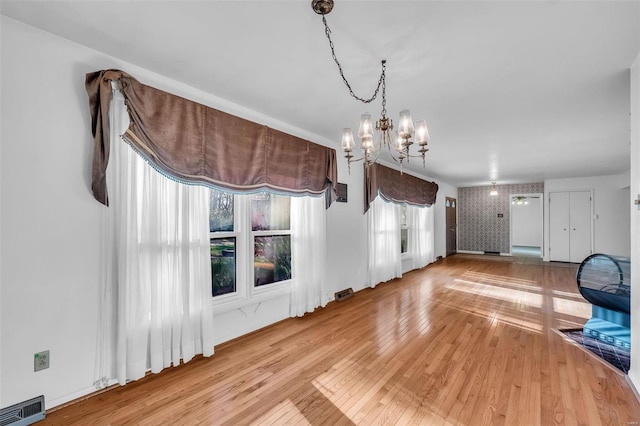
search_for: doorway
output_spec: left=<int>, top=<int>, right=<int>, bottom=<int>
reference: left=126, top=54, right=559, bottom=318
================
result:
left=510, top=193, right=543, bottom=258
left=446, top=197, right=457, bottom=257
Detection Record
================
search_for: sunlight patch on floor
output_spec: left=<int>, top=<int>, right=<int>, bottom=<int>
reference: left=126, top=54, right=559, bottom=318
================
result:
left=253, top=399, right=312, bottom=425
left=552, top=289, right=586, bottom=301
left=444, top=275, right=544, bottom=333
left=451, top=279, right=543, bottom=309
left=553, top=296, right=590, bottom=320
left=438, top=294, right=544, bottom=334
left=311, top=368, right=360, bottom=425
left=461, top=271, right=540, bottom=291
left=311, top=358, right=362, bottom=402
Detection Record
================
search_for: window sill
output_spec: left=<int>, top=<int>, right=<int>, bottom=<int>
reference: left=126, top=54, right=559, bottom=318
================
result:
left=211, top=281, right=291, bottom=315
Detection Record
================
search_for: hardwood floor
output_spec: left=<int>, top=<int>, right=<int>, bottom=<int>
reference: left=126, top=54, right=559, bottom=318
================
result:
left=44, top=256, right=640, bottom=425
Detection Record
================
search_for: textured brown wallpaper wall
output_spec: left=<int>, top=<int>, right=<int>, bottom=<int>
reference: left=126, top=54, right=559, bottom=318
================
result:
left=458, top=182, right=544, bottom=253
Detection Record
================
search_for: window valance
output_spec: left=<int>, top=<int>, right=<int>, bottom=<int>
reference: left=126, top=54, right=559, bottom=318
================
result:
left=364, top=163, right=438, bottom=212
left=85, top=69, right=338, bottom=208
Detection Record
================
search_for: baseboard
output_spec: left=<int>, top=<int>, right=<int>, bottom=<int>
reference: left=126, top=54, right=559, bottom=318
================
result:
left=626, top=373, right=640, bottom=403
left=456, top=250, right=483, bottom=255
left=47, top=379, right=118, bottom=411
left=455, top=250, right=513, bottom=257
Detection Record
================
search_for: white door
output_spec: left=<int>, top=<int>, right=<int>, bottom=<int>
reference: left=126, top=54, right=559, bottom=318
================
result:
left=549, top=192, right=570, bottom=261
left=549, top=191, right=592, bottom=262
left=569, top=191, right=592, bottom=262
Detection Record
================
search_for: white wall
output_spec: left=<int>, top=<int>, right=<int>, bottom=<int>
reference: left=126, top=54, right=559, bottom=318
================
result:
left=1, top=17, right=104, bottom=409
left=326, top=159, right=369, bottom=294
left=628, top=53, right=640, bottom=392
left=543, top=173, right=631, bottom=261
left=0, top=17, right=456, bottom=409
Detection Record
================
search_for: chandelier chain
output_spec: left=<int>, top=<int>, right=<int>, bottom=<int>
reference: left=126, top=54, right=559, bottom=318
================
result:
left=313, top=1, right=430, bottom=173
left=381, top=68, right=387, bottom=117
left=322, top=15, right=385, bottom=104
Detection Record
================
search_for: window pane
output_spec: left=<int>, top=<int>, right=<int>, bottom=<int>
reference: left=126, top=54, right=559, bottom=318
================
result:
left=210, top=189, right=234, bottom=232
left=254, top=235, right=291, bottom=286
left=400, top=204, right=407, bottom=227
left=211, top=238, right=236, bottom=297
left=251, top=192, right=290, bottom=231
left=401, top=228, right=409, bottom=253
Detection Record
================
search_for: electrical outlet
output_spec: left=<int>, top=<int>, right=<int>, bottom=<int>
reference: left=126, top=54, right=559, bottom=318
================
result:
left=34, top=350, right=50, bottom=372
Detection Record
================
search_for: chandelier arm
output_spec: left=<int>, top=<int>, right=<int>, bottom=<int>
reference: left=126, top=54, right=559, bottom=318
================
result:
left=404, top=152, right=428, bottom=159
left=386, top=147, right=401, bottom=163
left=321, top=15, right=385, bottom=104
left=368, top=145, right=383, bottom=165
left=347, top=156, right=366, bottom=164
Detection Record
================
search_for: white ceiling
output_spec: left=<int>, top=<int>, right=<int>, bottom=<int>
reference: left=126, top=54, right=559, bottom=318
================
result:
left=2, top=0, right=639, bottom=187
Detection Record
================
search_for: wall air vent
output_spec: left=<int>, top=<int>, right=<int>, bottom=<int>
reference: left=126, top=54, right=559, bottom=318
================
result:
left=0, top=395, right=45, bottom=426
left=335, top=288, right=354, bottom=302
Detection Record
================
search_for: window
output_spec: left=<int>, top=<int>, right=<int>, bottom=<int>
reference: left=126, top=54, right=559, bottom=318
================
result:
left=400, top=204, right=409, bottom=254
left=251, top=193, right=291, bottom=286
left=254, top=235, right=291, bottom=286
left=210, top=190, right=236, bottom=297
left=209, top=189, right=291, bottom=299
left=210, top=237, right=236, bottom=296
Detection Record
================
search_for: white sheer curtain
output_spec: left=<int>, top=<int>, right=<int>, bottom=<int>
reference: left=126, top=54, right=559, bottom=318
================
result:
left=101, top=89, right=214, bottom=386
left=290, top=194, right=329, bottom=317
left=407, top=204, right=435, bottom=270
left=367, top=196, right=402, bottom=288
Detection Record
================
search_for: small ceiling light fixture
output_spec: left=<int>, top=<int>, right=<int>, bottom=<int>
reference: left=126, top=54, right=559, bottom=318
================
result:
left=490, top=182, right=498, bottom=196
left=512, top=196, right=528, bottom=205
left=312, top=0, right=431, bottom=173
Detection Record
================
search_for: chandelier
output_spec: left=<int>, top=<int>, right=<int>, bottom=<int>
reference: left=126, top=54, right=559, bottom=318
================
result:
left=312, top=0, right=431, bottom=173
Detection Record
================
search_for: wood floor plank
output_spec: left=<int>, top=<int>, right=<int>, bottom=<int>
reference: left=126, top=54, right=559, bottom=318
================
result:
left=42, top=255, right=640, bottom=425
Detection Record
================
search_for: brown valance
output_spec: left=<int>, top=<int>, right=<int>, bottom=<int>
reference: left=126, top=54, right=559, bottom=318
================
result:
left=364, top=163, right=438, bottom=212
left=85, top=69, right=338, bottom=207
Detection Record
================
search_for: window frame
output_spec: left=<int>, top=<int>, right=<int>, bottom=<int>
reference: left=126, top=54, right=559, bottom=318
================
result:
left=251, top=229, right=292, bottom=296
left=209, top=194, right=248, bottom=306
left=400, top=204, right=411, bottom=259
left=209, top=191, right=292, bottom=313
left=210, top=236, right=238, bottom=298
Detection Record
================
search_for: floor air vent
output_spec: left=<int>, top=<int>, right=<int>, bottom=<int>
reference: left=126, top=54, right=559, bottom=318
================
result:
left=335, top=288, right=354, bottom=302
left=0, top=395, right=45, bottom=426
